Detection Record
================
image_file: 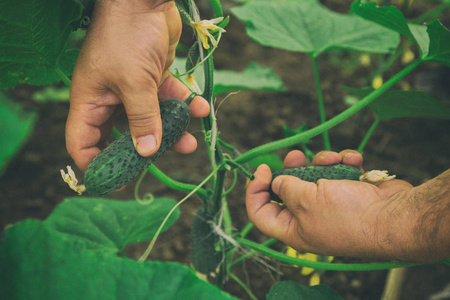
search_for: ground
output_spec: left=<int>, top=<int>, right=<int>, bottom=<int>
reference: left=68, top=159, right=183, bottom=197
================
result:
left=1, top=0, right=450, bottom=299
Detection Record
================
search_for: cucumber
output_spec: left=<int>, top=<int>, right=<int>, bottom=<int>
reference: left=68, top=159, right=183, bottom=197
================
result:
left=84, top=99, right=191, bottom=195
left=269, top=164, right=362, bottom=203
left=191, top=207, right=222, bottom=275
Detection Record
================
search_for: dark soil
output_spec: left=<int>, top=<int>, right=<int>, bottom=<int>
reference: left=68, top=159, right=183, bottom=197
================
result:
left=1, top=1, right=449, bottom=299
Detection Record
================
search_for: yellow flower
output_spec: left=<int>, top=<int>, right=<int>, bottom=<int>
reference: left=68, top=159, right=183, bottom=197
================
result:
left=285, top=247, right=333, bottom=286
left=185, top=74, right=202, bottom=94
left=359, top=54, right=371, bottom=66
left=191, top=17, right=226, bottom=50
left=372, top=75, right=383, bottom=89
left=401, top=49, right=415, bottom=65
left=60, top=165, right=86, bottom=195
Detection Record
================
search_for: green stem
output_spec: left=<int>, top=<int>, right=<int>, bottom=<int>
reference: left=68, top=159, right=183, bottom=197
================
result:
left=225, top=159, right=254, bottom=180
left=236, top=238, right=422, bottom=271
left=230, top=238, right=277, bottom=269
left=357, top=116, right=381, bottom=153
left=147, top=164, right=209, bottom=200
left=234, top=59, right=422, bottom=165
left=55, top=66, right=71, bottom=87
left=240, top=222, right=254, bottom=238
left=208, top=0, right=223, bottom=18
left=229, top=273, right=258, bottom=300
left=312, top=56, right=331, bottom=150
left=139, top=164, right=222, bottom=262
left=410, top=2, right=450, bottom=24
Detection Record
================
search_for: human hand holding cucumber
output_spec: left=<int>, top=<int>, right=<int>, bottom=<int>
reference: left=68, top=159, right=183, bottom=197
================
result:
left=246, top=150, right=450, bottom=262
left=66, top=0, right=209, bottom=172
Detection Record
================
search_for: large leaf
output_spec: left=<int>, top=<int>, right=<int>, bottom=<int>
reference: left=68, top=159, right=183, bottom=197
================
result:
left=0, top=93, right=37, bottom=175
left=344, top=87, right=450, bottom=120
left=44, top=197, right=180, bottom=254
left=0, top=0, right=82, bottom=89
left=171, top=57, right=286, bottom=96
left=231, top=1, right=399, bottom=57
left=350, top=0, right=429, bottom=57
left=214, top=62, right=287, bottom=95
left=424, top=20, right=450, bottom=67
left=0, top=220, right=237, bottom=300
left=267, top=281, right=344, bottom=300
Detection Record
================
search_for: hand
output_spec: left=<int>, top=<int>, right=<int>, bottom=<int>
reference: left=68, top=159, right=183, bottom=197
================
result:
left=66, top=0, right=209, bottom=172
left=244, top=149, right=445, bottom=262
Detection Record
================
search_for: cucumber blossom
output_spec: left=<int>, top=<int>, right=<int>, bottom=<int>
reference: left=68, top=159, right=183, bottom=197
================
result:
left=269, top=164, right=362, bottom=203
left=84, top=99, right=191, bottom=196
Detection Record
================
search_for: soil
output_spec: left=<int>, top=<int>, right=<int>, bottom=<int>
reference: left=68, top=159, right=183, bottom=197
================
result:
left=1, top=0, right=450, bottom=299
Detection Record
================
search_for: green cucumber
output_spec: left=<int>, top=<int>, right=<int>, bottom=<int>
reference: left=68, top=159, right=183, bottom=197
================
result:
left=84, top=99, right=191, bottom=196
left=269, top=164, right=362, bottom=203
left=191, top=207, right=222, bottom=275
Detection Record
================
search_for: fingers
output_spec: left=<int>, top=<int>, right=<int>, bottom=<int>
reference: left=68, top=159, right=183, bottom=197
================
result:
left=246, top=165, right=294, bottom=238
left=312, top=149, right=363, bottom=171
left=283, top=150, right=307, bottom=168
left=272, top=175, right=317, bottom=212
left=169, top=132, right=197, bottom=154
left=158, top=75, right=210, bottom=118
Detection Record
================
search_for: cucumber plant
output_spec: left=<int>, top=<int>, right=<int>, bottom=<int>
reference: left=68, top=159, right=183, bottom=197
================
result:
left=1, top=0, right=450, bottom=299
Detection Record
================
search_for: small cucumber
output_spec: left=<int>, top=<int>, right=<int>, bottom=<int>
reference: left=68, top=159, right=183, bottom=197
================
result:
left=84, top=99, right=191, bottom=196
left=191, top=207, right=222, bottom=275
left=269, top=164, right=362, bottom=203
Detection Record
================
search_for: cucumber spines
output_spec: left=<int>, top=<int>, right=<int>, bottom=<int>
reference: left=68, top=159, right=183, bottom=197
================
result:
left=269, top=164, right=362, bottom=203
left=84, top=99, right=191, bottom=196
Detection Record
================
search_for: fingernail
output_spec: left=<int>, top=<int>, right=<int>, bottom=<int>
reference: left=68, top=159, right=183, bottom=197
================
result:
left=136, top=135, right=157, bottom=156
left=345, top=152, right=356, bottom=159
left=272, top=177, right=282, bottom=195
left=320, top=151, right=331, bottom=158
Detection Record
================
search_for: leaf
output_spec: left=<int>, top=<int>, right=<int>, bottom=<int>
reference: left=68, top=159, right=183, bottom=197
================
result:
left=0, top=93, right=37, bottom=175
left=214, top=62, right=287, bottom=95
left=0, top=220, right=237, bottom=300
left=343, top=86, right=450, bottom=120
left=231, top=1, right=399, bottom=57
left=247, top=153, right=284, bottom=171
left=283, top=124, right=311, bottom=144
left=44, top=197, right=180, bottom=254
left=32, top=86, right=70, bottom=103
left=424, top=20, right=450, bottom=67
left=0, top=0, right=82, bottom=89
left=350, top=0, right=429, bottom=57
left=171, top=57, right=286, bottom=96
left=266, top=281, right=344, bottom=300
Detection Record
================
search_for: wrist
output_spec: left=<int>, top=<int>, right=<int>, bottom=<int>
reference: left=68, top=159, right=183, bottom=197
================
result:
left=379, top=171, right=450, bottom=262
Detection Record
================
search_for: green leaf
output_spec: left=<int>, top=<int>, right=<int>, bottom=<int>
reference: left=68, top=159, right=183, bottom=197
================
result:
left=214, top=62, right=287, bottom=96
left=424, top=20, right=450, bottom=67
left=32, top=86, right=70, bottom=103
left=231, top=1, right=399, bottom=57
left=44, top=197, right=180, bottom=254
left=247, top=153, right=284, bottom=171
left=267, top=281, right=344, bottom=300
left=442, top=257, right=450, bottom=266
left=0, top=93, right=37, bottom=175
left=0, top=220, right=237, bottom=300
left=0, top=0, right=82, bottom=89
left=350, top=0, right=429, bottom=57
left=283, top=124, right=311, bottom=143
left=343, top=86, right=450, bottom=120
left=171, top=57, right=286, bottom=96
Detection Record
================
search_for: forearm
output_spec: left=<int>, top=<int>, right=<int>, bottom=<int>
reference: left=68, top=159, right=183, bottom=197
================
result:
left=411, top=168, right=450, bottom=262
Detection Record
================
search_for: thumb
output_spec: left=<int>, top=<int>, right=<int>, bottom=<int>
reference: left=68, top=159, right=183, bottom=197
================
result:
left=272, top=175, right=317, bottom=211
left=121, top=84, right=162, bottom=157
